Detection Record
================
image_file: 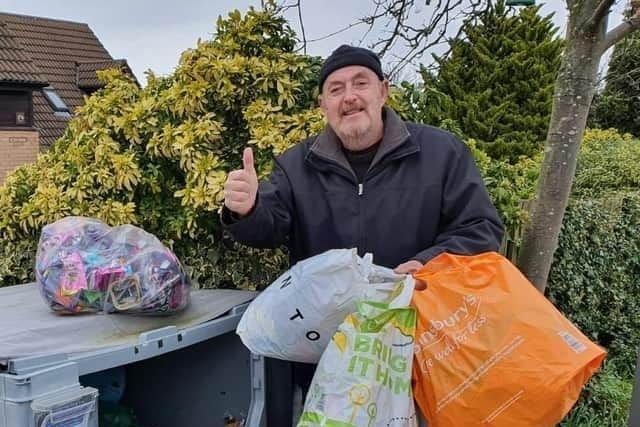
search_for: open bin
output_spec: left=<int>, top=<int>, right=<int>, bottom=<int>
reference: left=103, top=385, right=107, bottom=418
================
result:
left=0, top=283, right=266, bottom=427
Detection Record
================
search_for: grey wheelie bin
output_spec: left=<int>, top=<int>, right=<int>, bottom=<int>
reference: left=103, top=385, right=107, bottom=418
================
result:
left=0, top=282, right=267, bottom=427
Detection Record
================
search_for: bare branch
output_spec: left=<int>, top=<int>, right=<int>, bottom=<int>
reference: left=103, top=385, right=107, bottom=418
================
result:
left=585, top=0, right=615, bottom=32
left=359, top=2, right=383, bottom=45
left=360, top=0, right=489, bottom=77
left=602, top=39, right=640, bottom=87
left=604, top=66, right=640, bottom=87
left=275, top=1, right=299, bottom=13
left=305, top=21, right=367, bottom=43
left=385, top=2, right=464, bottom=80
left=296, top=0, right=307, bottom=54
left=597, top=9, right=640, bottom=56
left=377, top=0, right=410, bottom=58
left=307, top=0, right=490, bottom=76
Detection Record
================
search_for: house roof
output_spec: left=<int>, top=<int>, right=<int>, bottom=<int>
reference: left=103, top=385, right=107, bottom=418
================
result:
left=0, top=12, right=135, bottom=147
left=0, top=20, right=48, bottom=86
left=77, top=59, right=131, bottom=90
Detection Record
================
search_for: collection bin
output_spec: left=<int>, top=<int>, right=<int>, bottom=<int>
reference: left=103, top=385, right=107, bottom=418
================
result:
left=1, top=290, right=266, bottom=427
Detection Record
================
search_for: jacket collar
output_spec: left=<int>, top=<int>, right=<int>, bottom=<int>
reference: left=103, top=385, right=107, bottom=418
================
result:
left=309, top=106, right=412, bottom=172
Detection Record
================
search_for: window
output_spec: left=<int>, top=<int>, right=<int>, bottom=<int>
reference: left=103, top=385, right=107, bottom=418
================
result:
left=42, top=87, right=70, bottom=113
left=0, top=90, right=31, bottom=127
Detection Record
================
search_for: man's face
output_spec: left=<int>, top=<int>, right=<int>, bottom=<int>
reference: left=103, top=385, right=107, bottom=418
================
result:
left=319, top=65, right=389, bottom=150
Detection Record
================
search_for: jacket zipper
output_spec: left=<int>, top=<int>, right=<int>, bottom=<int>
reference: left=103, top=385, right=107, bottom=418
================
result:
left=357, top=181, right=365, bottom=257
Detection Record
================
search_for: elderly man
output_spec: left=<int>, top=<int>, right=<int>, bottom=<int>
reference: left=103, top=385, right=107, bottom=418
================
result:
left=222, top=44, right=503, bottom=424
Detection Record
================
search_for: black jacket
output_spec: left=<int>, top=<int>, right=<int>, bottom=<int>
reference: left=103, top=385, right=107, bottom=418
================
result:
left=223, top=107, right=503, bottom=268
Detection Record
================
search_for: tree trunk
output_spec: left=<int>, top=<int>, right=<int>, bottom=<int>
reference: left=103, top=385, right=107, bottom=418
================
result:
left=519, top=0, right=640, bottom=292
left=517, top=5, right=602, bottom=293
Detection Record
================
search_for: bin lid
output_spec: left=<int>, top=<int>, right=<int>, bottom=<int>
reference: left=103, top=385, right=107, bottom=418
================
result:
left=0, top=283, right=256, bottom=361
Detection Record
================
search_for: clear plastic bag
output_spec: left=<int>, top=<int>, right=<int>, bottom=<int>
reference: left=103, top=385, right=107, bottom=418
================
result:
left=36, top=217, right=191, bottom=315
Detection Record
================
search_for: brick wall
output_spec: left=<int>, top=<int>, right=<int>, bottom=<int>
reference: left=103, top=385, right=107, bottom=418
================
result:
left=0, top=130, right=39, bottom=185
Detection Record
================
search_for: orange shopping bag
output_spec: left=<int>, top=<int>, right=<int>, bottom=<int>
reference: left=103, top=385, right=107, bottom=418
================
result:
left=411, top=252, right=606, bottom=427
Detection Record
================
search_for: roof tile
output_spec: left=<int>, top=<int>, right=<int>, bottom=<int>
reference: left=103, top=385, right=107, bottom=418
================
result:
left=0, top=19, right=47, bottom=85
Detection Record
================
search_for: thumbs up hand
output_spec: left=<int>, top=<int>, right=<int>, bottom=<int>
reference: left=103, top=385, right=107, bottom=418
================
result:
left=224, top=147, right=259, bottom=217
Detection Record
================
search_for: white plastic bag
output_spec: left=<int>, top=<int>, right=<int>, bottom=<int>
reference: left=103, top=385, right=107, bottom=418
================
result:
left=298, top=279, right=418, bottom=427
left=236, top=248, right=412, bottom=363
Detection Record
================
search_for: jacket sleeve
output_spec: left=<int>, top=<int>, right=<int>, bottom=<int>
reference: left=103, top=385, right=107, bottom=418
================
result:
left=221, top=160, right=293, bottom=249
left=412, top=139, right=504, bottom=264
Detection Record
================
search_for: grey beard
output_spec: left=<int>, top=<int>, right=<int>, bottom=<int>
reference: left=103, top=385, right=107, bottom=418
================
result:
left=338, top=125, right=373, bottom=150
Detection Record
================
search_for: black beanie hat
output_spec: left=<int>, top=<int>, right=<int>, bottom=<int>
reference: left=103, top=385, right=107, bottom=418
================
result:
left=318, top=45, right=384, bottom=91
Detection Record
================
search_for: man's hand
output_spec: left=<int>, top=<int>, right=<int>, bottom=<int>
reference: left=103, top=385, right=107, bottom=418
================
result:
left=394, top=260, right=427, bottom=290
left=224, top=147, right=258, bottom=217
